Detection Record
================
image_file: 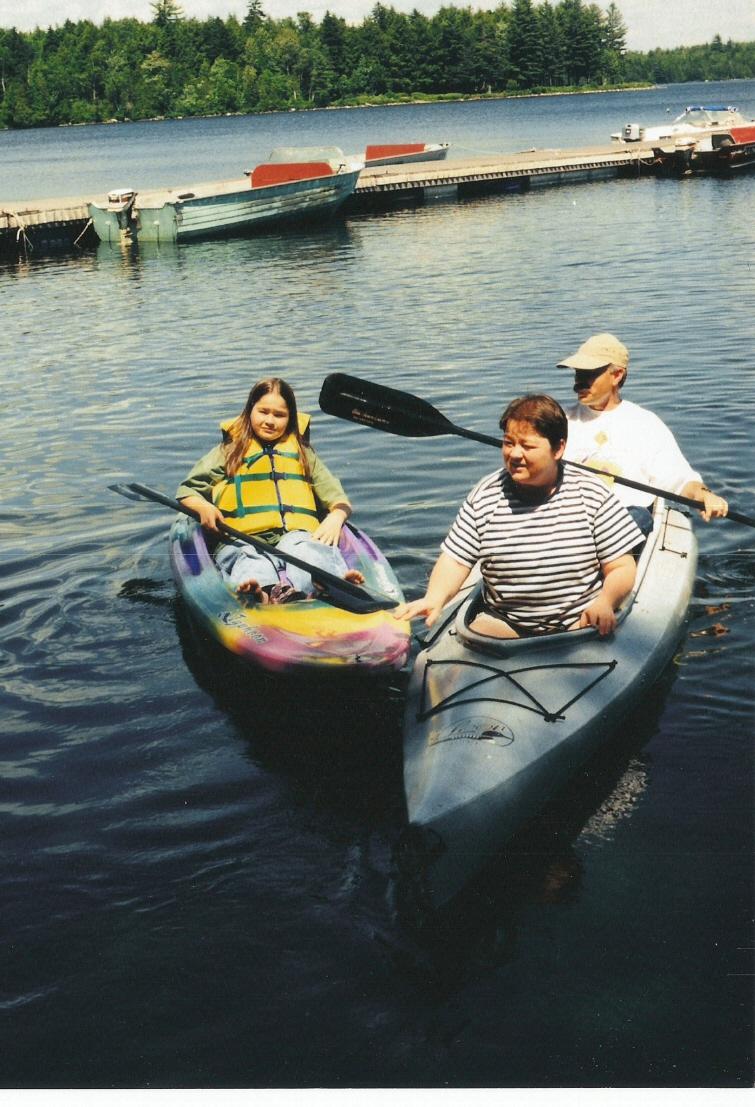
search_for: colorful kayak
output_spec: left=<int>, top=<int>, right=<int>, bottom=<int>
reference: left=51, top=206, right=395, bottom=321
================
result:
left=395, top=501, right=698, bottom=912
left=169, top=514, right=410, bottom=675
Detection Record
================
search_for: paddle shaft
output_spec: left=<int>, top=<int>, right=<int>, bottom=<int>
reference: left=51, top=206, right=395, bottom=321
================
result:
left=319, top=374, right=755, bottom=529
left=114, top=482, right=396, bottom=612
left=430, top=424, right=755, bottom=524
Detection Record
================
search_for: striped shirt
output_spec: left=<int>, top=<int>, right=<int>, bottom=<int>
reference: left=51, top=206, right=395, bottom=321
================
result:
left=442, top=464, right=643, bottom=634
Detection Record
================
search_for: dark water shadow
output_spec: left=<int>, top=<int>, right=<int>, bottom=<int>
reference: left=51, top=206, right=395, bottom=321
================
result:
left=385, top=662, right=682, bottom=997
left=173, top=600, right=409, bottom=822
left=117, top=575, right=176, bottom=608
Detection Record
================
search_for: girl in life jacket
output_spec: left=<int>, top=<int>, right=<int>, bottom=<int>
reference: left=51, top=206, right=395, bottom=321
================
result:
left=176, top=377, right=364, bottom=603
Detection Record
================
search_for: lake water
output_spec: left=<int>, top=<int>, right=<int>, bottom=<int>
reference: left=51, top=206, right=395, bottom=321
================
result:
left=1, top=81, right=753, bottom=1089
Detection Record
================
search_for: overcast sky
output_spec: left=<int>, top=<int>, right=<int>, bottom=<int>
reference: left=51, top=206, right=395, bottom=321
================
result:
left=1, top=0, right=754, bottom=52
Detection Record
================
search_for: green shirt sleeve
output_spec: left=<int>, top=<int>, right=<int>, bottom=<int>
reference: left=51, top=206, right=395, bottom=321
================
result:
left=306, top=445, right=352, bottom=512
left=175, top=444, right=227, bottom=501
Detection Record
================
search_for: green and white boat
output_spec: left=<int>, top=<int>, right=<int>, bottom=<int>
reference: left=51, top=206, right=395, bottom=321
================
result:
left=88, top=149, right=362, bottom=245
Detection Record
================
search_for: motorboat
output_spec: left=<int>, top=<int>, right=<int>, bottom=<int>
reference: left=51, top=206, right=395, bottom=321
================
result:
left=88, top=149, right=362, bottom=245
left=611, top=104, right=752, bottom=144
left=363, top=143, right=449, bottom=167
left=268, top=141, right=450, bottom=169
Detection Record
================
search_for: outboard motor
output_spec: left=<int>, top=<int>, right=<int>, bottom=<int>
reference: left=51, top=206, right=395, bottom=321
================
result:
left=105, top=189, right=138, bottom=238
left=623, top=123, right=644, bottom=142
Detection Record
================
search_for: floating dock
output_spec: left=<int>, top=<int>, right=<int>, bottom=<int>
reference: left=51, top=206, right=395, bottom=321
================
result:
left=0, top=141, right=676, bottom=261
left=1, top=195, right=93, bottom=258
left=348, top=142, right=657, bottom=210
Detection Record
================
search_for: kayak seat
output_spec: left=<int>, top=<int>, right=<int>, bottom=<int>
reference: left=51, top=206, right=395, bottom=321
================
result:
left=176, top=533, right=205, bottom=577
left=456, top=586, right=600, bottom=655
left=463, top=587, right=593, bottom=637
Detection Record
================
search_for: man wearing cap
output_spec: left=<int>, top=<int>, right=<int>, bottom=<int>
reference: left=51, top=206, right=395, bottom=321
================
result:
left=556, top=333, right=728, bottom=535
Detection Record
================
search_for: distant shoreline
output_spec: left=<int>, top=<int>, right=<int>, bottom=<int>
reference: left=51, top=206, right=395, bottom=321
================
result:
left=18, top=75, right=751, bottom=132
left=51, top=83, right=658, bottom=131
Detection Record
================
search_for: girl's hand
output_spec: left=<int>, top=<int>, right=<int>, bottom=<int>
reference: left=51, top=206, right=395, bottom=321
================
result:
left=313, top=508, right=347, bottom=546
left=180, top=496, right=224, bottom=532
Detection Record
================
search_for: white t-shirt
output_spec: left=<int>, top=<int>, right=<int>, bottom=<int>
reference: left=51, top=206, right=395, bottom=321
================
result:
left=564, top=400, right=701, bottom=508
left=442, top=465, right=642, bottom=635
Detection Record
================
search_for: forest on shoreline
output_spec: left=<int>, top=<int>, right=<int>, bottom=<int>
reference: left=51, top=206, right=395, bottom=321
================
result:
left=1, top=0, right=753, bottom=130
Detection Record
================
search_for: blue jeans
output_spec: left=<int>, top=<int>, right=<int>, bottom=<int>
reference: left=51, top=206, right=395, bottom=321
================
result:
left=214, top=530, right=349, bottom=594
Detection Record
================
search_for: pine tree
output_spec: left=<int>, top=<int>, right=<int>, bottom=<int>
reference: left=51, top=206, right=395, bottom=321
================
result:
left=151, top=0, right=183, bottom=28
left=243, top=0, right=267, bottom=34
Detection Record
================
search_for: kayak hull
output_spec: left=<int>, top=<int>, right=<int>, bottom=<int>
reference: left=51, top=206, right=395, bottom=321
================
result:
left=168, top=515, right=410, bottom=675
left=397, top=503, right=698, bottom=910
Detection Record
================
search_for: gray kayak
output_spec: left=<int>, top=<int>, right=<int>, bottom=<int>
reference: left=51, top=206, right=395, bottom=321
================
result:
left=395, top=501, right=698, bottom=912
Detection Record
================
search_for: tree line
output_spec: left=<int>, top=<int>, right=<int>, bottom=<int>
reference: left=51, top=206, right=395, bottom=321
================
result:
left=0, top=0, right=753, bottom=129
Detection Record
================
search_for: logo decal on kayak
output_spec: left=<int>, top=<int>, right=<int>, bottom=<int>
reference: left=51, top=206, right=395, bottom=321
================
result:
left=220, top=611, right=268, bottom=643
left=430, top=716, right=514, bottom=747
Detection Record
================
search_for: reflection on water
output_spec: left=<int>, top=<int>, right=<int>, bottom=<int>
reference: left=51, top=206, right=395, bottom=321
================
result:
left=576, top=757, right=649, bottom=843
left=172, top=597, right=408, bottom=776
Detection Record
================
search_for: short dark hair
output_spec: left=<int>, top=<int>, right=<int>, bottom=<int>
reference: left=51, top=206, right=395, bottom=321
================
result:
left=499, top=394, right=567, bottom=450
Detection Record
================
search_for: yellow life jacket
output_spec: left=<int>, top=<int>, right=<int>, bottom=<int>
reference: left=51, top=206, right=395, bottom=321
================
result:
left=213, top=413, right=319, bottom=535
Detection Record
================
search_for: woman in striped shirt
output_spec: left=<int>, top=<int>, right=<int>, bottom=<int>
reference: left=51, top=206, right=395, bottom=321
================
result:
left=396, top=395, right=642, bottom=639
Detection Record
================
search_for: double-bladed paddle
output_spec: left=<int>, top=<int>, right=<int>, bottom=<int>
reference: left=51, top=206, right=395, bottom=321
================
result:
left=109, top=481, right=397, bottom=613
left=318, top=373, right=755, bottom=528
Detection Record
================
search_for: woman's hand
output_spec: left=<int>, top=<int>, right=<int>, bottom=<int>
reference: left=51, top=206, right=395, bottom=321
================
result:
left=578, top=594, right=618, bottom=636
left=393, top=596, right=444, bottom=627
left=579, top=553, right=636, bottom=637
left=180, top=495, right=224, bottom=532
left=393, top=553, right=472, bottom=626
left=313, top=507, right=348, bottom=546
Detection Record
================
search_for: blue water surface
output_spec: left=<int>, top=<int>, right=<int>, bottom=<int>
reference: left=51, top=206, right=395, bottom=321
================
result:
left=0, top=80, right=753, bottom=1089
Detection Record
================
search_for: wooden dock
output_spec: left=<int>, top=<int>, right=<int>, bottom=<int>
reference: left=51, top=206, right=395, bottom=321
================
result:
left=1, top=195, right=93, bottom=257
left=0, top=141, right=662, bottom=260
left=349, top=142, right=656, bottom=209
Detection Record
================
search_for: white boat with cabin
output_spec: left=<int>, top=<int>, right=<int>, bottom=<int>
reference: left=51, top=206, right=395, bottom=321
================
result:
left=611, top=104, right=752, bottom=144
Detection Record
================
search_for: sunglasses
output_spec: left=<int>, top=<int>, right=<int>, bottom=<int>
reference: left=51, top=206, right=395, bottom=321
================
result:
left=573, top=366, right=612, bottom=379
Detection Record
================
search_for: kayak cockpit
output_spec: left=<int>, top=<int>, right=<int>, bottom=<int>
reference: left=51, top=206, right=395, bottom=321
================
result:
left=446, top=497, right=668, bottom=658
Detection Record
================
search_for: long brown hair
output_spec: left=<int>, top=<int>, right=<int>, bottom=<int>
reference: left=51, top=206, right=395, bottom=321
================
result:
left=224, top=378, right=311, bottom=478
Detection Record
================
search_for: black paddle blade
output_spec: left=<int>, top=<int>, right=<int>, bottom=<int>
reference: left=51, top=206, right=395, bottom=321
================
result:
left=319, top=372, right=453, bottom=439
left=109, top=483, right=146, bottom=502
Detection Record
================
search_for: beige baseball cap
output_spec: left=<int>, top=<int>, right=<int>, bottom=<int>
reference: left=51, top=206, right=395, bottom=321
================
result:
left=557, top=333, right=629, bottom=371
